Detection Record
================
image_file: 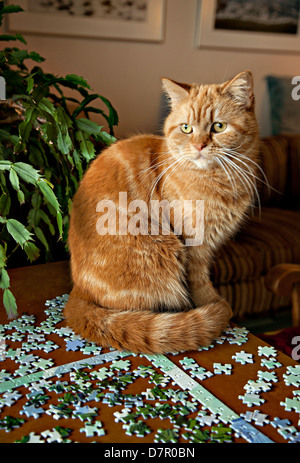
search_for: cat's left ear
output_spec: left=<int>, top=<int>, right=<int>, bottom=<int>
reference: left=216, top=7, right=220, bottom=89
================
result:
left=222, top=71, right=254, bottom=109
left=162, top=78, right=191, bottom=106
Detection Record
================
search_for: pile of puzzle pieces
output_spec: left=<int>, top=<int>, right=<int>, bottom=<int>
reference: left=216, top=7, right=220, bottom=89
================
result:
left=0, top=295, right=300, bottom=443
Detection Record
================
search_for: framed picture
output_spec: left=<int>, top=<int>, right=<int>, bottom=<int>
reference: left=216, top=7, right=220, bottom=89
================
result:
left=195, top=0, right=300, bottom=52
left=7, top=0, right=166, bottom=42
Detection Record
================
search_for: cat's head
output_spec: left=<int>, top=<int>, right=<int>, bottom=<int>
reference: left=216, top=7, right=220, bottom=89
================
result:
left=162, top=71, right=259, bottom=170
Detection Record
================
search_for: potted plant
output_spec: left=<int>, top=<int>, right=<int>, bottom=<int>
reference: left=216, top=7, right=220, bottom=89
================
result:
left=0, top=3, right=118, bottom=318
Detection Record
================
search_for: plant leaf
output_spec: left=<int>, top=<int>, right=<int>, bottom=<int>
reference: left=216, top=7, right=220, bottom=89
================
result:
left=13, top=162, right=41, bottom=184
left=18, top=108, right=38, bottom=143
left=37, top=179, right=60, bottom=213
left=9, top=168, right=19, bottom=192
left=72, top=148, right=83, bottom=179
left=31, top=192, right=42, bottom=209
left=24, top=241, right=40, bottom=262
left=57, top=211, right=63, bottom=238
left=0, top=268, right=10, bottom=289
left=6, top=218, right=33, bottom=248
left=34, top=226, right=49, bottom=251
left=2, top=4, right=24, bottom=14
left=17, top=189, right=25, bottom=204
left=57, top=129, right=72, bottom=155
left=0, top=192, right=11, bottom=216
left=0, top=160, right=12, bottom=171
left=28, top=51, right=44, bottom=63
left=0, top=130, right=19, bottom=146
left=65, top=74, right=91, bottom=89
left=26, top=76, right=34, bottom=93
left=76, top=130, right=95, bottom=161
left=9, top=49, right=29, bottom=65
left=55, top=106, right=73, bottom=130
left=38, top=97, right=56, bottom=116
left=98, top=130, right=116, bottom=146
left=0, top=244, right=7, bottom=268
left=38, top=209, right=55, bottom=235
left=3, top=288, right=18, bottom=319
left=72, top=94, right=99, bottom=118
left=99, top=95, right=119, bottom=130
left=0, top=33, right=26, bottom=44
left=76, top=118, right=102, bottom=135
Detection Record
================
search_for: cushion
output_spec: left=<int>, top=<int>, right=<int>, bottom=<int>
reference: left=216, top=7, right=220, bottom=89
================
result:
left=212, top=208, right=300, bottom=285
left=259, top=136, right=289, bottom=207
left=266, top=75, right=300, bottom=136
left=216, top=277, right=290, bottom=318
left=212, top=208, right=300, bottom=317
left=259, top=135, right=300, bottom=209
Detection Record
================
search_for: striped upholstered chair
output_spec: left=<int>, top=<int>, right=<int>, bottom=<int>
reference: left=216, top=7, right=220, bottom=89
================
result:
left=211, top=134, right=300, bottom=321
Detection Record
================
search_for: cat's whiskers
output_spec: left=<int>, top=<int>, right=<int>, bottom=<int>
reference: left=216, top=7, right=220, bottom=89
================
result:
left=223, top=155, right=258, bottom=200
left=216, top=152, right=261, bottom=215
left=222, top=150, right=259, bottom=184
left=148, top=153, right=187, bottom=200
left=148, top=159, right=176, bottom=200
left=140, top=147, right=181, bottom=177
left=234, top=152, right=274, bottom=194
left=224, top=148, right=270, bottom=191
left=160, top=154, right=189, bottom=196
left=224, top=148, right=280, bottom=207
left=215, top=153, right=253, bottom=196
left=223, top=148, right=272, bottom=193
left=214, top=156, right=238, bottom=199
left=141, top=157, right=172, bottom=175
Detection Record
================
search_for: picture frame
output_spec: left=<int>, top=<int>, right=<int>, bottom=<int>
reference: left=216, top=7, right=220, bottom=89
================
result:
left=195, top=0, right=300, bottom=52
left=7, top=0, right=166, bottom=42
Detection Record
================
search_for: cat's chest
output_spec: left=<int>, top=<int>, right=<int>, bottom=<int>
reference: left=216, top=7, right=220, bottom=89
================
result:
left=164, top=171, right=240, bottom=214
left=163, top=173, right=249, bottom=245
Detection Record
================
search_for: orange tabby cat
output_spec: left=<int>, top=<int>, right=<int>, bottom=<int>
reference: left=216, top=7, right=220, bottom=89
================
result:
left=64, top=71, right=259, bottom=354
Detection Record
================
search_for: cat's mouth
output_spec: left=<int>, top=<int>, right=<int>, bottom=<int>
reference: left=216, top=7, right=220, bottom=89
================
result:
left=193, top=153, right=206, bottom=160
left=189, top=153, right=211, bottom=169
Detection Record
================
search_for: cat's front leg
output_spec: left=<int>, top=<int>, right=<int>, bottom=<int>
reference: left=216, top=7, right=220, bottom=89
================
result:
left=187, top=247, right=223, bottom=307
left=190, top=278, right=222, bottom=307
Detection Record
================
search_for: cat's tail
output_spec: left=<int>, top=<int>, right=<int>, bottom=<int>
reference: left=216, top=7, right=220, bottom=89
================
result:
left=64, top=286, right=232, bottom=354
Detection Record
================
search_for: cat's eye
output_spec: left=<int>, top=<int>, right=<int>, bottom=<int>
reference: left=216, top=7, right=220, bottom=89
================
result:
left=180, top=123, right=193, bottom=134
left=211, top=122, right=227, bottom=133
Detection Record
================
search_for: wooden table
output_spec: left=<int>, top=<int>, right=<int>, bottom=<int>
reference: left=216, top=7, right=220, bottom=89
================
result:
left=0, top=261, right=299, bottom=446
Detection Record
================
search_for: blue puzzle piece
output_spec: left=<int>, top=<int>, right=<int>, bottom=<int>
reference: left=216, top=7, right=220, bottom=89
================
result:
left=231, top=418, right=274, bottom=443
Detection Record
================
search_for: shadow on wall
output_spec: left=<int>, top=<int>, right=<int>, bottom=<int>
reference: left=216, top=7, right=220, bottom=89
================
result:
left=157, top=91, right=170, bottom=135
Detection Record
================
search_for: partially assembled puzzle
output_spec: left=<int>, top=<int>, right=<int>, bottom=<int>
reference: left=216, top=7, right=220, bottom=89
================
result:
left=0, top=295, right=300, bottom=443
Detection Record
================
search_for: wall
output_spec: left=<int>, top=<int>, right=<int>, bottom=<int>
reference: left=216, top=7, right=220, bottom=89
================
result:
left=6, top=0, right=300, bottom=138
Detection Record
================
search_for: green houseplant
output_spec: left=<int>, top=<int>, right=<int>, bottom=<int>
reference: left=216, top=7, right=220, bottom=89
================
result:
left=0, top=3, right=118, bottom=318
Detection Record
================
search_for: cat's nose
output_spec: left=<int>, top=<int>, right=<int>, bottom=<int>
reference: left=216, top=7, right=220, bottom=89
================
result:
left=193, top=143, right=206, bottom=151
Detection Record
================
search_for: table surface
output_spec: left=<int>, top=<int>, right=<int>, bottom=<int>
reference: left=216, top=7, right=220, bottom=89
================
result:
left=0, top=261, right=299, bottom=444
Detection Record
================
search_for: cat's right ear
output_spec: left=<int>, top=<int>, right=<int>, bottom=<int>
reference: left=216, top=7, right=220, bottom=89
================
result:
left=162, top=78, right=191, bottom=106
left=222, top=71, right=254, bottom=109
